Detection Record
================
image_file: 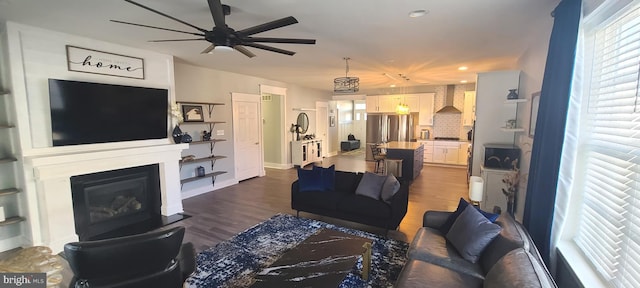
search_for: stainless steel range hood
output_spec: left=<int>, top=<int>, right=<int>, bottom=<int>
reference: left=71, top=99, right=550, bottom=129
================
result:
left=436, top=85, right=462, bottom=114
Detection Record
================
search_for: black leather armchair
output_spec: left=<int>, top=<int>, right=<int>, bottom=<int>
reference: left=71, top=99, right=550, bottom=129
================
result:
left=64, top=226, right=196, bottom=288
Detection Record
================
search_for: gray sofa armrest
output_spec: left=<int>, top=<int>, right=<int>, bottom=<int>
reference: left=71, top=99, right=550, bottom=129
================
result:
left=423, top=211, right=453, bottom=229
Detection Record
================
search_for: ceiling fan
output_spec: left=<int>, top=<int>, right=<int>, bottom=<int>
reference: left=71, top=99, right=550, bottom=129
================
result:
left=111, top=0, right=316, bottom=58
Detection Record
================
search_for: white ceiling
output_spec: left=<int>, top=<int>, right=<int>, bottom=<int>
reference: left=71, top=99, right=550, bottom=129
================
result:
left=0, top=0, right=560, bottom=94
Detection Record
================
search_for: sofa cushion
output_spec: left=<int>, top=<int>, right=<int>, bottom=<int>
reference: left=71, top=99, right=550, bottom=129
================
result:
left=395, top=259, right=483, bottom=288
left=293, top=191, right=344, bottom=211
left=297, top=168, right=324, bottom=192
left=334, top=171, right=362, bottom=194
left=337, top=195, right=391, bottom=219
left=312, top=164, right=335, bottom=191
left=407, top=227, right=484, bottom=279
left=380, top=174, right=401, bottom=204
left=354, top=172, right=387, bottom=200
left=479, top=213, right=528, bottom=273
left=446, top=205, right=502, bottom=264
left=440, top=198, right=499, bottom=234
left=484, top=248, right=557, bottom=288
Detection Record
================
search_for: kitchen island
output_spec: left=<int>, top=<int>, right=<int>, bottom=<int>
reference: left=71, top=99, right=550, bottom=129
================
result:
left=379, top=141, right=424, bottom=180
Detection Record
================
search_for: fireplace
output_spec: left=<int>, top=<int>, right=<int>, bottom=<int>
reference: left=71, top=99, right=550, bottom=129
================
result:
left=70, top=164, right=162, bottom=241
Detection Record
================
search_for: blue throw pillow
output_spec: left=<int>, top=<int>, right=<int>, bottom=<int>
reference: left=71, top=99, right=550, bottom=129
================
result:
left=440, top=198, right=499, bottom=234
left=312, top=164, right=335, bottom=191
left=297, top=168, right=324, bottom=192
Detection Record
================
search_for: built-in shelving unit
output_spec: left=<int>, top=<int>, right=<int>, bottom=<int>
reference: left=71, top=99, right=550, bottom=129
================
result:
left=0, top=87, right=27, bottom=249
left=0, top=216, right=26, bottom=227
left=176, top=101, right=227, bottom=188
left=501, top=98, right=528, bottom=135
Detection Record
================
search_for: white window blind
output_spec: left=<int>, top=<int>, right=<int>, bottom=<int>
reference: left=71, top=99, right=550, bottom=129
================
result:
left=574, top=3, right=640, bottom=287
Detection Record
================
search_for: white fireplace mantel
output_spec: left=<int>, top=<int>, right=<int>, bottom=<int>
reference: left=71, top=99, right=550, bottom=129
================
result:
left=22, top=143, right=188, bottom=253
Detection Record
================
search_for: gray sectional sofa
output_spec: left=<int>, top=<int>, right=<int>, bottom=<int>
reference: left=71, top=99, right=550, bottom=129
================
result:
left=396, top=210, right=557, bottom=287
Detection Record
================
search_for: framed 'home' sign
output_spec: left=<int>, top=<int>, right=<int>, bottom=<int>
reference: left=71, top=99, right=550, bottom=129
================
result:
left=66, top=45, right=145, bottom=79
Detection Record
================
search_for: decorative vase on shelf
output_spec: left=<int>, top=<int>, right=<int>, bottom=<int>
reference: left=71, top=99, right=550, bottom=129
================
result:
left=172, top=125, right=183, bottom=144
left=181, top=132, right=193, bottom=143
left=507, top=89, right=519, bottom=100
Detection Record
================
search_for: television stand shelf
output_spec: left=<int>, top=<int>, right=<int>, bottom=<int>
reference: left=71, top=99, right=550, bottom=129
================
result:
left=0, top=216, right=26, bottom=227
left=175, top=101, right=227, bottom=190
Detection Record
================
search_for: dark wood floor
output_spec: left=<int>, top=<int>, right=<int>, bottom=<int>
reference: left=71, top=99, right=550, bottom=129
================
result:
left=171, top=150, right=468, bottom=252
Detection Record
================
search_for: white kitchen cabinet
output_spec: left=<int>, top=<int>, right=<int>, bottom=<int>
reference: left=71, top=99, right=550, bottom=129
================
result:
left=463, top=91, right=476, bottom=126
left=366, top=95, right=399, bottom=113
left=418, top=93, right=435, bottom=125
left=366, top=96, right=380, bottom=113
left=403, top=94, right=421, bottom=113
left=291, top=139, right=322, bottom=167
left=433, top=142, right=460, bottom=164
left=480, top=166, right=510, bottom=214
left=367, top=94, right=424, bottom=114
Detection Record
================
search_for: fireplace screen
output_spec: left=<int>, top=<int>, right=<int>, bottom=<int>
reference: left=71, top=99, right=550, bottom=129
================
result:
left=71, top=164, right=161, bottom=240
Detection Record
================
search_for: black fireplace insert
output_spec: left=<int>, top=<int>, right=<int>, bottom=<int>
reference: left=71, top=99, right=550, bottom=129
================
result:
left=70, top=164, right=162, bottom=241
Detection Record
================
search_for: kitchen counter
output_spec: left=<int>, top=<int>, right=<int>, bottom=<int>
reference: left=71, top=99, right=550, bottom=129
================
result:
left=379, top=141, right=423, bottom=150
left=380, top=141, right=424, bottom=181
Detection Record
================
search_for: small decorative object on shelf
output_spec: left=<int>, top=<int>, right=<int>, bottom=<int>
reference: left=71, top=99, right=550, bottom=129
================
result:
left=196, top=166, right=205, bottom=177
left=507, top=89, right=519, bottom=100
left=181, top=155, right=196, bottom=162
left=181, top=132, right=193, bottom=143
left=182, top=105, right=205, bottom=122
left=172, top=125, right=183, bottom=144
left=202, top=130, right=212, bottom=141
left=506, top=119, right=517, bottom=129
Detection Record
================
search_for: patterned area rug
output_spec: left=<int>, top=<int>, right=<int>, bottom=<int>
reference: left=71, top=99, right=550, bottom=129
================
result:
left=340, top=147, right=365, bottom=158
left=186, top=214, right=408, bottom=288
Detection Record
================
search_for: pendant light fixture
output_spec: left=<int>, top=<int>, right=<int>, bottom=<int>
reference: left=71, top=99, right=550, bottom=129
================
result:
left=334, top=57, right=359, bottom=93
left=396, top=77, right=410, bottom=115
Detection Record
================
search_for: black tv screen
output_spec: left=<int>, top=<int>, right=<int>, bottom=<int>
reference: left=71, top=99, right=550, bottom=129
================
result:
left=49, top=79, right=168, bottom=146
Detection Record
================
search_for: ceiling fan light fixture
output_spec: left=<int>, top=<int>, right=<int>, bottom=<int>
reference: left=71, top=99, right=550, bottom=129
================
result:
left=409, top=10, right=428, bottom=18
left=334, top=57, right=360, bottom=93
left=214, top=45, right=234, bottom=52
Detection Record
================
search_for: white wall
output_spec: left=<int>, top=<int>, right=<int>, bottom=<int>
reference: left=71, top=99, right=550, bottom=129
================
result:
left=513, top=14, right=554, bottom=221
left=173, top=62, right=332, bottom=196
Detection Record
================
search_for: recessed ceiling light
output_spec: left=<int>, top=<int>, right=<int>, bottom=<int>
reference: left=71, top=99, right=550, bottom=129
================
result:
left=458, top=66, right=468, bottom=71
left=408, top=10, right=428, bottom=18
left=460, top=80, right=468, bottom=83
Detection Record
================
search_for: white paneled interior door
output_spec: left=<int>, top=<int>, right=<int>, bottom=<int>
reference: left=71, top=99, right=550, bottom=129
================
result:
left=232, top=93, right=264, bottom=181
left=316, top=102, right=328, bottom=157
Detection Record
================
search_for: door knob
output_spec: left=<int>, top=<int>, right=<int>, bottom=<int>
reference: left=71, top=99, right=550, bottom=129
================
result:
left=255, top=142, right=259, bottom=145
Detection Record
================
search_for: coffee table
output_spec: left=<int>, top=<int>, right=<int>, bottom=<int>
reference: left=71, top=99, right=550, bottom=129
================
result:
left=250, top=228, right=373, bottom=287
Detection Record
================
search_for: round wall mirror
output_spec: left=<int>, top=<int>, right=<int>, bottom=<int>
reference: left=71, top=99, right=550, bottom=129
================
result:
left=297, top=113, right=309, bottom=134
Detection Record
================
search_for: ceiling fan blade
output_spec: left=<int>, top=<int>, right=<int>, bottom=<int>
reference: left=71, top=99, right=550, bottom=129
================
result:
left=201, top=45, right=215, bottom=54
left=207, top=0, right=226, bottom=28
left=148, top=38, right=205, bottom=42
left=241, top=37, right=316, bottom=44
left=110, top=20, right=205, bottom=37
left=242, top=43, right=295, bottom=56
left=237, top=16, right=299, bottom=36
left=233, top=45, right=256, bottom=58
left=124, top=0, right=208, bottom=33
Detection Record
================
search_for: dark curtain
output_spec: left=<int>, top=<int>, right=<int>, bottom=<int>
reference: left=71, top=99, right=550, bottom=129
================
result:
left=522, top=0, right=581, bottom=266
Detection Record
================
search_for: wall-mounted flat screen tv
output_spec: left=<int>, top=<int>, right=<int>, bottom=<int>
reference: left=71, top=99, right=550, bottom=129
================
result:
left=49, top=79, right=168, bottom=146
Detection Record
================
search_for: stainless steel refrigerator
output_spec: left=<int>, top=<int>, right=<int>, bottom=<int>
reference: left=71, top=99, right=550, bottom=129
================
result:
left=365, top=113, right=417, bottom=161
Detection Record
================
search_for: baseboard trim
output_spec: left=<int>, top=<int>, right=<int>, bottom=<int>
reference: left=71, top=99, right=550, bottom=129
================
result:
left=264, top=162, right=292, bottom=169
left=181, top=178, right=239, bottom=199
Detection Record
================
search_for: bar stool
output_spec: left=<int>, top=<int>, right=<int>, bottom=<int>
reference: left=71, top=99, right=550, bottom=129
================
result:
left=370, top=144, right=386, bottom=174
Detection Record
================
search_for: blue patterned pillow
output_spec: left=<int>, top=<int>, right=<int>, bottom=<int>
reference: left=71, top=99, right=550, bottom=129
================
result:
left=297, top=168, right=323, bottom=192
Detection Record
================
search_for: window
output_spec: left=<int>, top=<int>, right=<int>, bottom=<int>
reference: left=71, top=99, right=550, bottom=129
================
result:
left=572, top=2, right=640, bottom=287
